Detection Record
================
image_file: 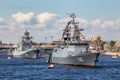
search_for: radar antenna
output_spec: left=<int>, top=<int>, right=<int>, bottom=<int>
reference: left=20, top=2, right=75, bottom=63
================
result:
left=70, top=13, right=76, bottom=23
left=66, top=13, right=80, bottom=25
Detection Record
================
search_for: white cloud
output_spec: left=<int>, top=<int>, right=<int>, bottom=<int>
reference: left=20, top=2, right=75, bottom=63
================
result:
left=0, top=18, right=5, bottom=23
left=12, top=12, right=36, bottom=24
left=79, top=18, right=88, bottom=24
left=0, top=12, right=120, bottom=43
left=91, top=19, right=101, bottom=27
left=0, top=18, right=8, bottom=26
left=101, top=20, right=115, bottom=28
left=115, top=18, right=120, bottom=29
left=36, top=12, right=58, bottom=23
left=36, top=12, right=59, bottom=27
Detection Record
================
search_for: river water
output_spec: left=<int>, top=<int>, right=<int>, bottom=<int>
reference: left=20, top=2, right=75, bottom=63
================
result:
left=0, top=50, right=120, bottom=80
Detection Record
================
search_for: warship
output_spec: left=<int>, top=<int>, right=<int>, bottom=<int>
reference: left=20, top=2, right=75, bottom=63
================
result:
left=46, top=13, right=100, bottom=67
left=12, top=30, right=39, bottom=59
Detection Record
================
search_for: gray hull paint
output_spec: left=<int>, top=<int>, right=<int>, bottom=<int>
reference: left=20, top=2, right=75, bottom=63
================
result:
left=13, top=50, right=38, bottom=59
left=13, top=53, right=37, bottom=59
left=47, top=53, right=99, bottom=66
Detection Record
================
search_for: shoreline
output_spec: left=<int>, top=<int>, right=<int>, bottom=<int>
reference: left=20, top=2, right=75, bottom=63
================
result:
left=105, top=52, right=120, bottom=57
left=91, top=50, right=120, bottom=57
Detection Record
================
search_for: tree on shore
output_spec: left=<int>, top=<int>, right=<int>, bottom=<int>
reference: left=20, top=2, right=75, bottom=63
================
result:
left=114, top=41, right=120, bottom=52
left=103, top=42, right=111, bottom=51
left=93, top=36, right=103, bottom=50
left=110, top=41, right=115, bottom=48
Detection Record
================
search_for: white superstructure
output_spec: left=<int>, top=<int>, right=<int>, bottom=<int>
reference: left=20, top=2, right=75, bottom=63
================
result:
left=12, top=30, right=39, bottom=59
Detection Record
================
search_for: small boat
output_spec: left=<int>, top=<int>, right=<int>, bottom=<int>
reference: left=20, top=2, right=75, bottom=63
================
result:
left=112, top=55, right=117, bottom=58
left=46, top=13, right=100, bottom=67
left=112, top=55, right=120, bottom=58
left=12, top=30, right=39, bottom=59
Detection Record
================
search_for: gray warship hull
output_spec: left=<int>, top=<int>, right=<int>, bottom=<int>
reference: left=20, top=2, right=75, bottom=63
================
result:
left=12, top=30, right=39, bottom=59
left=47, top=53, right=100, bottom=67
left=46, top=13, right=100, bottom=67
left=13, top=49, right=39, bottom=59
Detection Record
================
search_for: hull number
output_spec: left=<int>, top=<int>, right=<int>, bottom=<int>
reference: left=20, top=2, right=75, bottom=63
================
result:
left=77, top=57, right=84, bottom=62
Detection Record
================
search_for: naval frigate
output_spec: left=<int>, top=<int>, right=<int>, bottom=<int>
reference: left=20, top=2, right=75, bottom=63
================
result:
left=46, top=13, right=100, bottom=67
left=12, top=30, right=39, bottom=59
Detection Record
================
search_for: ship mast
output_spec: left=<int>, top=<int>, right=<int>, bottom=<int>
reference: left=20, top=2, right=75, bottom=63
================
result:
left=70, top=13, right=76, bottom=24
left=61, top=13, right=86, bottom=44
left=22, top=30, right=33, bottom=43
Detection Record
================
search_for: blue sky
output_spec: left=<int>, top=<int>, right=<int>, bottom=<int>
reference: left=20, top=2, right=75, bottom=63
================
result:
left=0, top=0, right=120, bottom=43
left=0, top=0, right=120, bottom=19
